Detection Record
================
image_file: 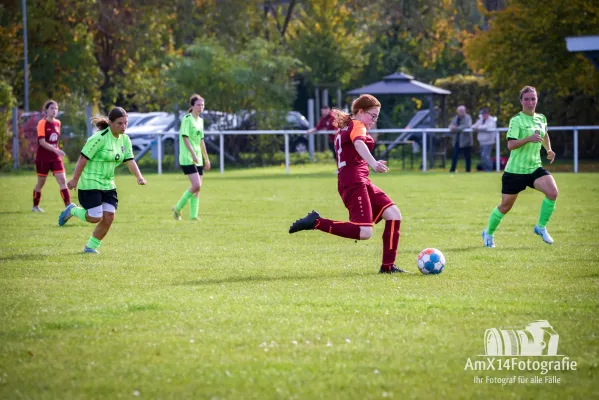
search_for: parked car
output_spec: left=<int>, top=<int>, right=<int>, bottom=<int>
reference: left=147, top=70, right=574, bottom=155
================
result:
left=126, top=111, right=168, bottom=128
left=127, top=111, right=231, bottom=155
left=235, top=110, right=311, bottom=153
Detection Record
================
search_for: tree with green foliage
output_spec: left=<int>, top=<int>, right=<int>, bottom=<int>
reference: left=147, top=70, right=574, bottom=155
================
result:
left=465, top=0, right=599, bottom=157
left=465, top=0, right=599, bottom=123
left=165, top=37, right=301, bottom=162
left=90, top=0, right=177, bottom=111
left=0, top=79, right=16, bottom=168
left=0, top=0, right=99, bottom=110
left=287, top=0, right=370, bottom=88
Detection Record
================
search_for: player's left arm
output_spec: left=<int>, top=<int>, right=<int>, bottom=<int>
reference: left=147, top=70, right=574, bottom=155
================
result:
left=123, top=136, right=146, bottom=184
left=200, top=140, right=211, bottom=171
left=543, top=131, right=555, bottom=164
left=354, top=140, right=388, bottom=173
left=125, top=160, right=146, bottom=185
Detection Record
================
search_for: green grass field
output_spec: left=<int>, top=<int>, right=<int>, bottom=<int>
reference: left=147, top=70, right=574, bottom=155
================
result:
left=1, top=165, right=598, bottom=399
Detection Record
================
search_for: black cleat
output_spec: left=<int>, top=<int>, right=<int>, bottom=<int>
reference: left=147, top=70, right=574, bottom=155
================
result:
left=379, top=265, right=409, bottom=274
left=289, top=210, right=321, bottom=234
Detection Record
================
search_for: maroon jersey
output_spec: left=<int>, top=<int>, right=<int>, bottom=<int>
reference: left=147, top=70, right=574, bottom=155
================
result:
left=316, top=114, right=337, bottom=143
left=334, top=119, right=375, bottom=187
left=36, top=118, right=61, bottom=162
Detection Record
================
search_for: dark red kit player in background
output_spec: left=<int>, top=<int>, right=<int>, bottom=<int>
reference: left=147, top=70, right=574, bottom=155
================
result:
left=32, top=100, right=71, bottom=212
left=306, top=105, right=337, bottom=157
left=289, top=94, right=406, bottom=274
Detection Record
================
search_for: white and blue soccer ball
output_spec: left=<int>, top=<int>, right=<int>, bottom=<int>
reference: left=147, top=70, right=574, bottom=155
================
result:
left=417, top=248, right=446, bottom=275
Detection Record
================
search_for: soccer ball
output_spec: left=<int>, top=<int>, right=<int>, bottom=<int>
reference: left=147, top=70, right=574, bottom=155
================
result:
left=417, top=248, right=446, bottom=275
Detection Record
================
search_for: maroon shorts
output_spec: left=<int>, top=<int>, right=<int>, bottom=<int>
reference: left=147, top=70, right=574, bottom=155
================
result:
left=35, top=159, right=65, bottom=177
left=339, top=182, right=394, bottom=225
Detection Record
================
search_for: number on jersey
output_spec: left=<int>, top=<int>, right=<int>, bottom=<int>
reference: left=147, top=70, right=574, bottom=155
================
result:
left=335, top=132, right=346, bottom=169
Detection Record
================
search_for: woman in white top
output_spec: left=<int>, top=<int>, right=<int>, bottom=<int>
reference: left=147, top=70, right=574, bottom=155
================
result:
left=472, top=107, right=497, bottom=172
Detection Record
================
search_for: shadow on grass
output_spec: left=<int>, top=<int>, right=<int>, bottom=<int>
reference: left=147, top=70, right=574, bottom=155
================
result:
left=444, top=246, right=535, bottom=252
left=0, top=251, right=85, bottom=261
left=178, top=271, right=421, bottom=286
left=0, top=253, right=50, bottom=262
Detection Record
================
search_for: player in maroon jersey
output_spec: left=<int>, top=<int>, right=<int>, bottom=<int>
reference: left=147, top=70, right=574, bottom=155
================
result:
left=32, top=100, right=71, bottom=212
left=307, top=105, right=337, bottom=157
left=289, top=94, right=406, bottom=274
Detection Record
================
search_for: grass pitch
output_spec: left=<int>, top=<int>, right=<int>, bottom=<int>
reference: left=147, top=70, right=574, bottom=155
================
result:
left=1, top=164, right=598, bottom=399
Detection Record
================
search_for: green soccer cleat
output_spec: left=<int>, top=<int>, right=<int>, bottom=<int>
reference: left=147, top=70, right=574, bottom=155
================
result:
left=172, top=206, right=182, bottom=221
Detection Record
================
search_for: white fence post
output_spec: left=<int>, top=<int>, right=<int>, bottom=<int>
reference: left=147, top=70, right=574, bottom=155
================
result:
left=421, top=132, right=427, bottom=172
left=156, top=135, right=162, bottom=175
left=219, top=133, right=224, bottom=174
left=284, top=132, right=290, bottom=174
left=573, top=129, right=578, bottom=173
left=495, top=131, right=501, bottom=172
left=12, top=107, right=18, bottom=169
left=308, top=99, right=315, bottom=160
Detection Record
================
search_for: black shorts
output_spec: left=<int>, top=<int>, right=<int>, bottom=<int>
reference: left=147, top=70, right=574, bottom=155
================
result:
left=501, top=167, right=550, bottom=195
left=78, top=189, right=118, bottom=210
left=181, top=164, right=204, bottom=175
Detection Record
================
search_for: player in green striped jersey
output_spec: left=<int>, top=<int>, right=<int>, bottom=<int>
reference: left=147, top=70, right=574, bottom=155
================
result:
left=172, top=94, right=211, bottom=221
left=58, top=107, right=147, bottom=253
left=482, top=86, right=558, bottom=247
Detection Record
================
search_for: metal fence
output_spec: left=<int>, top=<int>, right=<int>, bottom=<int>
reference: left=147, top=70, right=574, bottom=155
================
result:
left=122, top=126, right=598, bottom=175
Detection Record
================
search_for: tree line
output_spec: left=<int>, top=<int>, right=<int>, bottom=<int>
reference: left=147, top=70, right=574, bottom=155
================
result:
left=1, top=0, right=598, bottom=158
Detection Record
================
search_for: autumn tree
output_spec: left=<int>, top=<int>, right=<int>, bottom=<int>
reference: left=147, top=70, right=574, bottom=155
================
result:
left=465, top=0, right=599, bottom=123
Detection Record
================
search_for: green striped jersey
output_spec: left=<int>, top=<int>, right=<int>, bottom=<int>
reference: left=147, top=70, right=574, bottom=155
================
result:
left=179, top=113, right=204, bottom=166
left=79, top=128, right=134, bottom=190
left=504, top=112, right=547, bottom=174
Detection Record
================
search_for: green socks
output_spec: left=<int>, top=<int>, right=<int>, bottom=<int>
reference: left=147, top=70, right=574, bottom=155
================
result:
left=189, top=195, right=199, bottom=220
left=486, top=207, right=505, bottom=235
left=72, top=206, right=88, bottom=222
left=86, top=236, right=101, bottom=250
left=175, top=190, right=194, bottom=211
left=538, top=198, right=556, bottom=228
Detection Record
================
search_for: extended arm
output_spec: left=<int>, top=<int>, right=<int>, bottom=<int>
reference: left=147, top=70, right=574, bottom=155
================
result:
left=543, top=132, right=555, bottom=163
left=67, top=155, right=88, bottom=190
left=200, top=140, right=211, bottom=170
left=354, top=140, right=388, bottom=173
left=126, top=160, right=147, bottom=184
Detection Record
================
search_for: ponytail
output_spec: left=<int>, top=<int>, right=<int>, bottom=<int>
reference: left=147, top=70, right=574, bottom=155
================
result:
left=91, top=107, right=127, bottom=130
left=331, top=108, right=352, bottom=129
left=91, top=116, right=110, bottom=130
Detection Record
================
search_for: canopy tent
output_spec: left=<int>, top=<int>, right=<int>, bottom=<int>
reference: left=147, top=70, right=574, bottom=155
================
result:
left=347, top=72, right=451, bottom=126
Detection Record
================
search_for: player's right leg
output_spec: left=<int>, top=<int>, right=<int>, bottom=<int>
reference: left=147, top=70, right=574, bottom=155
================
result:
left=289, top=186, right=370, bottom=240
left=533, top=172, right=557, bottom=245
left=174, top=166, right=200, bottom=220
left=189, top=169, right=203, bottom=221
left=59, top=190, right=102, bottom=226
left=483, top=173, right=522, bottom=247
left=33, top=164, right=48, bottom=212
